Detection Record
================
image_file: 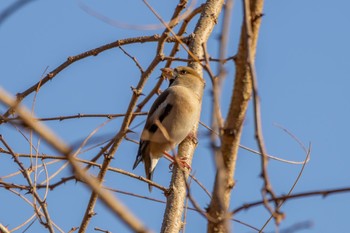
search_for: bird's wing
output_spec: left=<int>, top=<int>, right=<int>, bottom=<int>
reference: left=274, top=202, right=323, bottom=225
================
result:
left=142, top=89, right=174, bottom=142
left=133, top=89, right=173, bottom=171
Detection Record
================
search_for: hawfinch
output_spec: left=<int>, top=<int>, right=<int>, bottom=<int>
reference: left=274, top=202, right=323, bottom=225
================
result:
left=133, top=66, right=205, bottom=191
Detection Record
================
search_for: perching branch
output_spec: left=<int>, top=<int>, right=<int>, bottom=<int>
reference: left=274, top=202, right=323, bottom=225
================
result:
left=160, top=0, right=225, bottom=232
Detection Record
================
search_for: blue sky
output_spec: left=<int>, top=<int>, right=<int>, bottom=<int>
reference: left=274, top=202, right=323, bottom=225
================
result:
left=1, top=0, right=350, bottom=232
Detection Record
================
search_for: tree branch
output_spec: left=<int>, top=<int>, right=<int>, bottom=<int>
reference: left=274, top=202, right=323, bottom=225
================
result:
left=0, top=35, right=186, bottom=123
left=207, top=0, right=265, bottom=232
left=160, top=0, right=225, bottom=232
left=0, top=87, right=151, bottom=233
left=77, top=1, right=189, bottom=231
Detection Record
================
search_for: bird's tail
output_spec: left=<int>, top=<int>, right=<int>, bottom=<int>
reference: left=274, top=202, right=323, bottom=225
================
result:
left=133, top=140, right=147, bottom=169
left=133, top=141, right=157, bottom=192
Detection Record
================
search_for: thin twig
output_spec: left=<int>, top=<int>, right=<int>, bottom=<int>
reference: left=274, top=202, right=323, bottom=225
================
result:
left=231, top=185, right=350, bottom=215
left=201, top=42, right=230, bottom=231
left=0, top=135, right=55, bottom=233
left=0, top=35, right=187, bottom=122
left=68, top=227, right=79, bottom=233
left=143, top=0, right=202, bottom=65
left=163, top=55, right=236, bottom=63
left=119, top=46, right=144, bottom=73
left=242, top=0, right=280, bottom=222
left=202, top=43, right=224, bottom=139
left=94, top=227, right=111, bottom=233
left=78, top=0, right=197, bottom=31
left=259, top=144, right=312, bottom=232
left=198, top=121, right=310, bottom=165
left=9, top=213, right=36, bottom=232
left=78, top=2, right=189, bottom=231
left=0, top=87, right=151, bottom=233
left=134, top=4, right=204, bottom=114
left=5, top=188, right=64, bottom=233
left=43, top=119, right=111, bottom=186
left=216, top=0, right=234, bottom=86
left=0, top=150, right=168, bottom=192
left=4, top=112, right=147, bottom=122
left=183, top=172, right=218, bottom=223
left=188, top=173, right=212, bottom=198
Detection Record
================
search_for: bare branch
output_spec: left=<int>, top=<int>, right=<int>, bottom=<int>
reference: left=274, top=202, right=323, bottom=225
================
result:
left=161, top=0, right=225, bottom=232
left=0, top=87, right=151, bottom=233
left=0, top=135, right=55, bottom=233
left=231, top=186, right=350, bottom=215
left=259, top=144, right=311, bottom=231
left=207, top=0, right=265, bottom=232
left=0, top=35, right=187, bottom=122
left=242, top=0, right=282, bottom=224
left=119, top=46, right=145, bottom=73
left=135, top=4, right=204, bottom=114
left=78, top=1, right=190, bottom=231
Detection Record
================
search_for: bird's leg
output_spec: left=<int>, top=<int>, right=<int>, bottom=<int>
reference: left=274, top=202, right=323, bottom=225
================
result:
left=163, top=151, right=191, bottom=171
left=163, top=132, right=198, bottom=171
left=163, top=151, right=175, bottom=162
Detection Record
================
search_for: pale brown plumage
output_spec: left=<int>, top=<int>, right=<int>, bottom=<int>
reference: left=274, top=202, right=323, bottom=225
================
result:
left=133, top=66, right=205, bottom=191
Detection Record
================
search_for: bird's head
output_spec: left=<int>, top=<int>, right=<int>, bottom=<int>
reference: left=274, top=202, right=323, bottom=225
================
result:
left=173, top=66, right=205, bottom=89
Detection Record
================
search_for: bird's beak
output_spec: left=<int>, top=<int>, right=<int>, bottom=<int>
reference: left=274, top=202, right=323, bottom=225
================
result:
left=160, top=68, right=174, bottom=81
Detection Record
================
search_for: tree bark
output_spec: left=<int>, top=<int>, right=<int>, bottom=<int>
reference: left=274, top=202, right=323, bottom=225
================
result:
left=160, top=0, right=225, bottom=232
left=206, top=0, right=265, bottom=232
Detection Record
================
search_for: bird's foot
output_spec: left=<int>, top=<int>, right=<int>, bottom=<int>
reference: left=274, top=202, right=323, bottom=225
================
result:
left=173, top=156, right=191, bottom=170
left=168, top=158, right=191, bottom=171
left=164, top=151, right=191, bottom=171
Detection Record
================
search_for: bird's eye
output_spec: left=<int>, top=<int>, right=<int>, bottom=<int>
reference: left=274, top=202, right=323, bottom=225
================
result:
left=179, top=70, right=187, bottom=75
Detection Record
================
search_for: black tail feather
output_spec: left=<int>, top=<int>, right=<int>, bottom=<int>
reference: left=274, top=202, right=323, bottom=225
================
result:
left=133, top=140, right=155, bottom=192
left=133, top=140, right=147, bottom=169
left=147, top=170, right=154, bottom=192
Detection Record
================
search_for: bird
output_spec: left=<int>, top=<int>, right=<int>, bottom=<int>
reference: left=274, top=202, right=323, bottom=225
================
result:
left=133, top=66, right=205, bottom=191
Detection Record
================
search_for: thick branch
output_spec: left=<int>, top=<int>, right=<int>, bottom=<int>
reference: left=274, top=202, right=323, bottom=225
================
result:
left=160, top=1, right=225, bottom=232
left=207, top=0, right=265, bottom=232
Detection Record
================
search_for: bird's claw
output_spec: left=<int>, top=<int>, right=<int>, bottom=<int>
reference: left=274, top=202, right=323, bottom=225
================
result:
left=168, top=157, right=191, bottom=171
